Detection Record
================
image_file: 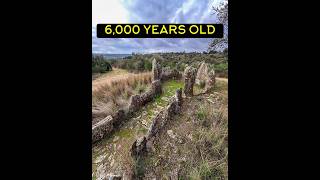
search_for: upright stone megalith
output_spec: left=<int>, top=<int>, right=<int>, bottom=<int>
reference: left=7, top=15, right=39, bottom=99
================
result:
left=151, top=80, right=162, bottom=95
left=205, top=68, right=216, bottom=93
left=175, top=88, right=182, bottom=107
left=128, top=94, right=141, bottom=113
left=130, top=136, right=147, bottom=159
left=183, top=66, right=197, bottom=97
left=196, top=62, right=209, bottom=85
left=152, top=58, right=162, bottom=81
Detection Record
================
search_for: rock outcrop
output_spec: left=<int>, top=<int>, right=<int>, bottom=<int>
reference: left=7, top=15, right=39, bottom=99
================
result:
left=130, top=88, right=183, bottom=159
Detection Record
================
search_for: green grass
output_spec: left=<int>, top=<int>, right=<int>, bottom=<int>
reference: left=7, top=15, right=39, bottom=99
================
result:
left=196, top=107, right=207, bottom=120
left=189, top=160, right=224, bottom=180
left=113, top=128, right=133, bottom=138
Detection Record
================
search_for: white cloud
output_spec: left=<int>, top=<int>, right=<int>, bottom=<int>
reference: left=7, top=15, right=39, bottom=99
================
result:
left=92, top=0, right=128, bottom=25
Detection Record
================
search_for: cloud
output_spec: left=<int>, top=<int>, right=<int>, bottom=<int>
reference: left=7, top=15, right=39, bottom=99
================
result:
left=92, top=0, right=224, bottom=54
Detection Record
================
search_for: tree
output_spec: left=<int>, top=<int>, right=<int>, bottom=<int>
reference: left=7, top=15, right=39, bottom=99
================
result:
left=209, top=0, right=228, bottom=51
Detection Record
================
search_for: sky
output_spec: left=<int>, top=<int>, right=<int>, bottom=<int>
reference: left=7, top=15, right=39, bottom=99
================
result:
left=92, top=0, right=224, bottom=54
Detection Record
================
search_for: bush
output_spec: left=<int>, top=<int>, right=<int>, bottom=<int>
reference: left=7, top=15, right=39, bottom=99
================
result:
left=92, top=55, right=112, bottom=73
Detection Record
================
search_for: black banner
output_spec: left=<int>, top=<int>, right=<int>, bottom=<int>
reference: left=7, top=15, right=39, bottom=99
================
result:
left=97, top=24, right=223, bottom=38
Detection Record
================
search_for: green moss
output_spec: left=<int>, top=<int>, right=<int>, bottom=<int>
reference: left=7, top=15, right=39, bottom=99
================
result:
left=162, top=80, right=184, bottom=93
left=113, top=128, right=133, bottom=138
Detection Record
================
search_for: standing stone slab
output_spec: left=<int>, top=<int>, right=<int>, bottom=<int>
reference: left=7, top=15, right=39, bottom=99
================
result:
left=175, top=88, right=183, bottom=107
left=146, top=111, right=164, bottom=140
left=151, top=80, right=162, bottom=95
left=112, top=109, right=125, bottom=128
left=128, top=94, right=141, bottom=113
left=205, top=69, right=216, bottom=93
left=175, top=88, right=183, bottom=112
left=92, top=115, right=114, bottom=143
left=183, top=66, right=197, bottom=97
left=196, top=62, right=209, bottom=85
left=131, top=136, right=147, bottom=159
left=152, top=58, right=162, bottom=81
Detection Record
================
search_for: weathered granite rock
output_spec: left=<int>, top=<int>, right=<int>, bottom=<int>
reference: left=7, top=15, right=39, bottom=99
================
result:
left=106, top=174, right=122, bottom=180
left=146, top=111, right=164, bottom=140
left=92, top=115, right=113, bottom=143
left=131, top=88, right=184, bottom=160
left=128, top=95, right=141, bottom=113
left=96, top=164, right=107, bottom=180
left=131, top=136, right=147, bottom=159
left=205, top=68, right=216, bottom=93
left=152, top=58, right=162, bottom=81
left=196, top=62, right=209, bottom=85
left=112, top=109, right=125, bottom=127
left=162, top=100, right=177, bottom=127
left=183, top=66, right=197, bottom=97
left=151, top=80, right=162, bottom=95
left=128, top=80, right=162, bottom=114
left=175, top=88, right=182, bottom=107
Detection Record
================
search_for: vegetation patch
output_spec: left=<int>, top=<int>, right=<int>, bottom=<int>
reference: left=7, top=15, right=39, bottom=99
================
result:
left=110, top=52, right=228, bottom=78
left=92, top=55, right=112, bottom=73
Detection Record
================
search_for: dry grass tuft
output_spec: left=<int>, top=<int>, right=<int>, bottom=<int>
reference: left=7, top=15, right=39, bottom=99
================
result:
left=92, top=71, right=152, bottom=124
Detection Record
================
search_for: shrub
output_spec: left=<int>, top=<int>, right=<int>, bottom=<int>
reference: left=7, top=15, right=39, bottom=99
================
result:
left=92, top=55, right=112, bottom=73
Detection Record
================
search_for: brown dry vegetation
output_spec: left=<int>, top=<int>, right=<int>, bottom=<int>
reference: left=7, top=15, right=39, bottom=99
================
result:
left=92, top=69, right=152, bottom=125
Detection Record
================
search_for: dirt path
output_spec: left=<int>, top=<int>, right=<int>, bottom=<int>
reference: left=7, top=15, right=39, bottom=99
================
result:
left=92, top=80, right=184, bottom=180
left=216, top=77, right=228, bottom=82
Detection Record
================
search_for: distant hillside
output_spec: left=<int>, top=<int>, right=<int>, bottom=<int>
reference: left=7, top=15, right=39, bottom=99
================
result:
left=93, top=53, right=131, bottom=60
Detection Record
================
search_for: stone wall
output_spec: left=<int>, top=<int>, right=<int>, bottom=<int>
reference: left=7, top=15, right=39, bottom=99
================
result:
left=92, top=115, right=114, bottom=144
left=93, top=58, right=215, bottom=144
left=92, top=80, right=162, bottom=144
left=128, top=80, right=162, bottom=114
left=131, top=88, right=183, bottom=160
